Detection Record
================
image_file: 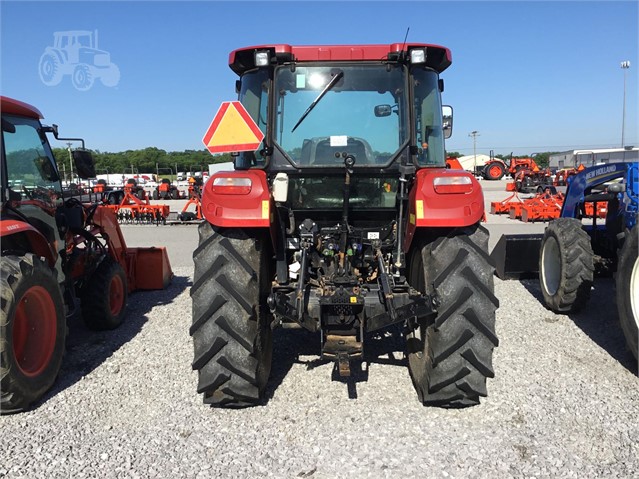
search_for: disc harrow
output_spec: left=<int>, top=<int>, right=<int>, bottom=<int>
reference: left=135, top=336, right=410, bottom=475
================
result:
left=492, top=189, right=608, bottom=224
left=107, top=192, right=170, bottom=225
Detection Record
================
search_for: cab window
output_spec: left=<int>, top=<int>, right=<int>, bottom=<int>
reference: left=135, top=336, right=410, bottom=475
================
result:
left=2, top=114, right=61, bottom=202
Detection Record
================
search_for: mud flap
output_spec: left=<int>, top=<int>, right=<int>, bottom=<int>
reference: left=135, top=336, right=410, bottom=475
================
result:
left=490, top=234, right=543, bottom=279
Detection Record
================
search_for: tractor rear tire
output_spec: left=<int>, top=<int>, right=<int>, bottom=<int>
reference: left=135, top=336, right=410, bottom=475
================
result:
left=38, top=52, right=63, bottom=86
left=616, top=225, right=638, bottom=361
left=484, top=162, right=505, bottom=181
left=190, top=222, right=273, bottom=408
left=80, top=258, right=128, bottom=330
left=406, top=224, right=499, bottom=408
left=539, top=218, right=594, bottom=313
left=1, top=254, right=66, bottom=413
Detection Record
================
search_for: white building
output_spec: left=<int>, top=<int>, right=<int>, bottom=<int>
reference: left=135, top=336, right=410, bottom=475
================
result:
left=455, top=154, right=492, bottom=172
left=549, top=147, right=638, bottom=169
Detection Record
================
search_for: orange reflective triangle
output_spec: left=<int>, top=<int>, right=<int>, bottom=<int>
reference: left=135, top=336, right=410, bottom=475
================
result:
left=202, top=101, right=264, bottom=154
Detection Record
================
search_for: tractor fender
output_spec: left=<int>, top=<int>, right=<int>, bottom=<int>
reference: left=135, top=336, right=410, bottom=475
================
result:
left=0, top=219, right=57, bottom=267
left=201, top=169, right=272, bottom=228
left=404, top=168, right=484, bottom=251
left=43, top=47, right=70, bottom=72
left=43, top=46, right=66, bottom=63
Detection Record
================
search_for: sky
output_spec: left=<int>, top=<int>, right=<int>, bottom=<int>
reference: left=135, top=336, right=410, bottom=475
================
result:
left=1, top=1, right=637, bottom=157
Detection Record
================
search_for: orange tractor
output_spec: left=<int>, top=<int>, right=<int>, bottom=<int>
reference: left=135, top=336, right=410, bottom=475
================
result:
left=176, top=176, right=203, bottom=221
left=152, top=178, right=182, bottom=200
left=480, top=153, right=552, bottom=191
left=0, top=96, right=172, bottom=413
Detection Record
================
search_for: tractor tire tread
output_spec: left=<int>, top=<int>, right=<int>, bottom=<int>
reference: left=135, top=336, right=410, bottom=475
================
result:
left=616, top=224, right=638, bottom=360
left=79, top=258, right=128, bottom=330
left=540, top=218, right=594, bottom=312
left=1, top=254, right=65, bottom=414
left=190, top=222, right=272, bottom=408
left=408, top=224, right=498, bottom=408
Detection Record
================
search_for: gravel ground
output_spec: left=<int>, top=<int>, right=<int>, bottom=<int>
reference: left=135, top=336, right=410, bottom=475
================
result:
left=1, top=180, right=638, bottom=478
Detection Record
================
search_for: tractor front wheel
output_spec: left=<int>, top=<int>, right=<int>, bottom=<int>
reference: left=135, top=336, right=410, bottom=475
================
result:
left=80, top=258, right=128, bottom=330
left=539, top=218, right=594, bottom=313
left=72, top=64, right=95, bottom=91
left=190, top=222, right=273, bottom=408
left=100, top=64, right=120, bottom=87
left=616, top=225, right=638, bottom=360
left=1, top=254, right=66, bottom=413
left=406, top=225, right=499, bottom=408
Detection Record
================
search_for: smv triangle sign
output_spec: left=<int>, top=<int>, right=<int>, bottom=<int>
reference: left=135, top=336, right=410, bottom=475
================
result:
left=202, top=101, right=265, bottom=154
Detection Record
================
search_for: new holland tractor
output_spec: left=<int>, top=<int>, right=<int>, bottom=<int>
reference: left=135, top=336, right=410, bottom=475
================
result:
left=190, top=43, right=499, bottom=408
left=1, top=97, right=172, bottom=413
left=538, top=162, right=638, bottom=362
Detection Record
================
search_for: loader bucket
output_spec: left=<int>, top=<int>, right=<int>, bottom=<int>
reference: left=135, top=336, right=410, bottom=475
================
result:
left=126, top=247, right=173, bottom=291
left=490, top=234, right=543, bottom=280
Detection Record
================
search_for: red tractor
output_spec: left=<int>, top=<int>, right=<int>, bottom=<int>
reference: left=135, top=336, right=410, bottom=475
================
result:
left=152, top=178, right=182, bottom=200
left=190, top=43, right=499, bottom=408
left=0, top=97, right=172, bottom=413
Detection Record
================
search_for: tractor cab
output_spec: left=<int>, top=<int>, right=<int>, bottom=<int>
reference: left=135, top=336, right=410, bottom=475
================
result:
left=1, top=97, right=95, bottom=273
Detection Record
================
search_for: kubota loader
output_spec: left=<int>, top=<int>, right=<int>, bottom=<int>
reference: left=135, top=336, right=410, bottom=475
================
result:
left=0, top=96, right=172, bottom=413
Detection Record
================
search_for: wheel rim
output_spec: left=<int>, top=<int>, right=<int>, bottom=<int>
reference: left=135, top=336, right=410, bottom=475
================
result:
left=542, top=236, right=561, bottom=295
left=109, top=274, right=125, bottom=316
left=630, top=255, right=639, bottom=330
left=74, top=69, right=86, bottom=86
left=12, top=286, right=57, bottom=377
left=489, top=165, right=501, bottom=179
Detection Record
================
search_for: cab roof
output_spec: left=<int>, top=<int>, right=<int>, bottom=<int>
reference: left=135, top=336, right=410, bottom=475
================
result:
left=0, top=96, right=43, bottom=119
left=229, top=43, right=452, bottom=75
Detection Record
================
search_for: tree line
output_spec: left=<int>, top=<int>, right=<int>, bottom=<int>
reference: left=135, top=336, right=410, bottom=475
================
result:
left=50, top=146, right=555, bottom=178
left=51, top=146, right=232, bottom=177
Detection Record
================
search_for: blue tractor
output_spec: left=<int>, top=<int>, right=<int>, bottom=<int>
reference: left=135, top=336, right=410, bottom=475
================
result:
left=538, top=162, right=638, bottom=362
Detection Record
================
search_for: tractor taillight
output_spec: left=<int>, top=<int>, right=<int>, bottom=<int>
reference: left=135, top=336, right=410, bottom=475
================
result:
left=211, top=177, right=252, bottom=195
left=433, top=176, right=473, bottom=194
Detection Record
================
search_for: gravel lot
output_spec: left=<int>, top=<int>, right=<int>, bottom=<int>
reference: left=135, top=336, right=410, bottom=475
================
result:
left=1, top=179, right=638, bottom=478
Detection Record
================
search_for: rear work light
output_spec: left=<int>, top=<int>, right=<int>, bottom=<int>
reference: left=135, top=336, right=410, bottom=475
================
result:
left=433, top=175, right=473, bottom=194
left=255, top=51, right=270, bottom=67
left=211, top=177, right=252, bottom=195
left=410, top=48, right=427, bottom=64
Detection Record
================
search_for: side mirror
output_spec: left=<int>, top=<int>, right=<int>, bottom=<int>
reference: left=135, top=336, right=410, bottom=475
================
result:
left=72, top=149, right=96, bottom=179
left=442, top=105, right=453, bottom=139
left=374, top=104, right=392, bottom=117
left=41, top=124, right=60, bottom=138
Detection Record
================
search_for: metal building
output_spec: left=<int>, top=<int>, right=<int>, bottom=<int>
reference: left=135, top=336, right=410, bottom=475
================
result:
left=549, top=147, right=639, bottom=169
